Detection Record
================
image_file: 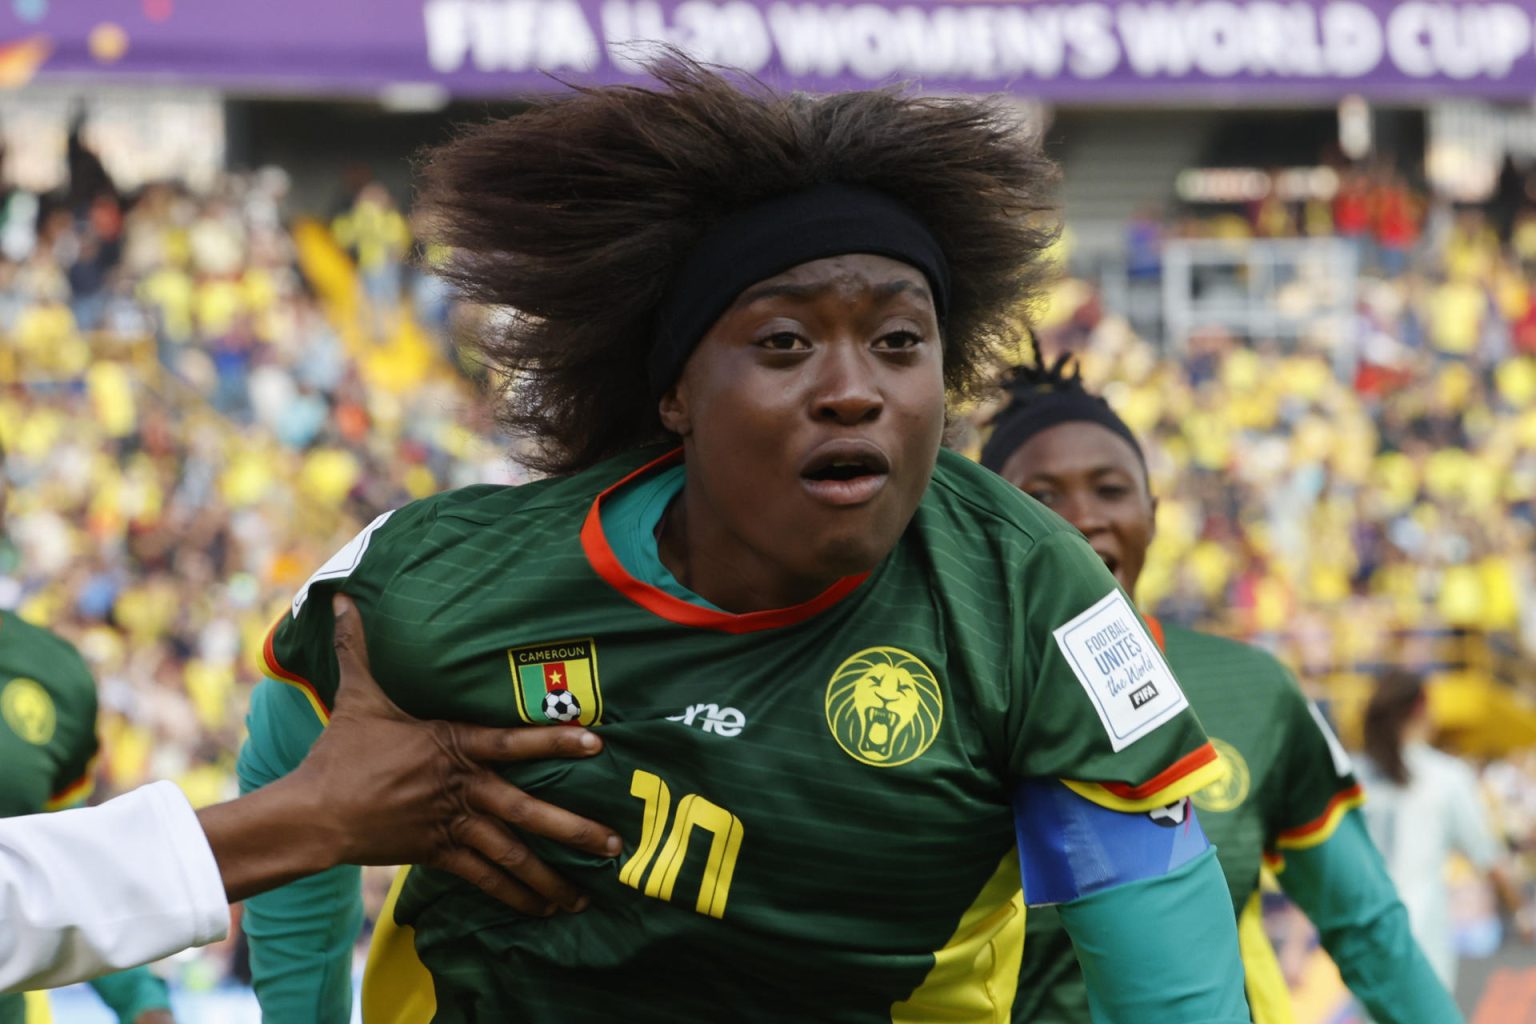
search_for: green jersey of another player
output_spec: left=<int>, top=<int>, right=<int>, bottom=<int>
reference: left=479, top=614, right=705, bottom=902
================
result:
left=0, top=610, right=173, bottom=1024
left=979, top=345, right=1461, bottom=1024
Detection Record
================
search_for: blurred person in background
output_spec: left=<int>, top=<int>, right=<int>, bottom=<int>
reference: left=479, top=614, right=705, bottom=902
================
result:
left=981, top=346, right=1456, bottom=1024
left=0, top=445, right=175, bottom=1024
left=1358, top=670, right=1529, bottom=992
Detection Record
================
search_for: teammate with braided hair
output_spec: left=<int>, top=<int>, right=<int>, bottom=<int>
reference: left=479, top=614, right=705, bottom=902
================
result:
left=240, top=58, right=1251, bottom=1023
left=981, top=340, right=1459, bottom=1024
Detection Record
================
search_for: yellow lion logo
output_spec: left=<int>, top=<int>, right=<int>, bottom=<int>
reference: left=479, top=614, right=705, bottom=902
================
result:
left=825, top=647, right=943, bottom=767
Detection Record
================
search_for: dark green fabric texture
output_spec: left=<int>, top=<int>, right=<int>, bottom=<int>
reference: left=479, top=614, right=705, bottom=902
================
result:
left=249, top=447, right=1217, bottom=1023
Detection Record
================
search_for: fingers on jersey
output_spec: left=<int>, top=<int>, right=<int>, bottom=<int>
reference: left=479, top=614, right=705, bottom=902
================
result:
left=434, top=814, right=588, bottom=916
left=460, top=759, right=622, bottom=862
left=443, top=719, right=603, bottom=762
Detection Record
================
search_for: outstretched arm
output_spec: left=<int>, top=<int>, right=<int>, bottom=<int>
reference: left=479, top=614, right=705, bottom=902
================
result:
left=1278, top=809, right=1461, bottom=1023
left=2, top=596, right=618, bottom=997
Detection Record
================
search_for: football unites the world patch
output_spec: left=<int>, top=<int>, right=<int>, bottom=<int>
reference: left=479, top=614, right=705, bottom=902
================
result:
left=824, top=647, right=943, bottom=768
left=507, top=638, right=603, bottom=726
left=1052, top=590, right=1189, bottom=752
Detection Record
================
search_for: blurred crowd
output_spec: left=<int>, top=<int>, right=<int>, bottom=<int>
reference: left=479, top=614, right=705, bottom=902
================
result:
left=3, top=138, right=1536, bottom=1003
left=1004, top=167, right=1536, bottom=688
left=0, top=142, right=521, bottom=989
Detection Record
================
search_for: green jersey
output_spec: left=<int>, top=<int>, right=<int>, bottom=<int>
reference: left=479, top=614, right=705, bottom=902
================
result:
left=0, top=610, right=97, bottom=822
left=1015, top=618, right=1362, bottom=1024
left=261, top=447, right=1221, bottom=1024
left=0, top=610, right=171, bottom=1024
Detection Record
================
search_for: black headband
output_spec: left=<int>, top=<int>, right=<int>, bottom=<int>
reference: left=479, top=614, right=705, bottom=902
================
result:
left=648, top=183, right=951, bottom=399
left=979, top=389, right=1146, bottom=474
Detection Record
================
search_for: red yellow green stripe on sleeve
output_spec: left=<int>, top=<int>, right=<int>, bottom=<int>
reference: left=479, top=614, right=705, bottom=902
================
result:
left=1262, top=783, right=1366, bottom=873
left=262, top=617, right=331, bottom=726
left=43, top=757, right=97, bottom=810
left=1061, top=742, right=1223, bottom=813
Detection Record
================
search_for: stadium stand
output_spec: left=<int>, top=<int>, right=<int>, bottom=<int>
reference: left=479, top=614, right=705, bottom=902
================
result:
left=3, top=157, right=1534, bottom=1001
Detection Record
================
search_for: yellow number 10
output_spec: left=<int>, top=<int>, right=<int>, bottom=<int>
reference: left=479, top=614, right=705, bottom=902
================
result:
left=617, top=769, right=745, bottom=919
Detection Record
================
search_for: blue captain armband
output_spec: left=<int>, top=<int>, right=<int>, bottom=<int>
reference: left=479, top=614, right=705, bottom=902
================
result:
left=1015, top=777, right=1212, bottom=906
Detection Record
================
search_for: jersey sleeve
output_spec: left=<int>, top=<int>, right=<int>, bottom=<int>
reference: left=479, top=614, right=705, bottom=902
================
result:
left=1014, top=778, right=1210, bottom=906
left=1006, top=532, right=1219, bottom=811
left=87, top=966, right=172, bottom=1022
left=238, top=678, right=362, bottom=1024
left=1057, top=848, right=1250, bottom=1023
left=261, top=501, right=438, bottom=720
left=1277, top=808, right=1459, bottom=1023
left=1264, top=683, right=1363, bottom=862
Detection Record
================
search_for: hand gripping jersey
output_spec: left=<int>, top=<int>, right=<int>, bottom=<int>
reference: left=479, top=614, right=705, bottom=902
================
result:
left=261, top=447, right=1220, bottom=1024
left=1016, top=620, right=1362, bottom=1024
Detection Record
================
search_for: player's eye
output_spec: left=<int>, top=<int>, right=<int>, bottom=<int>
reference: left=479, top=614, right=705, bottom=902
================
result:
left=757, top=331, right=809, bottom=351
left=1098, top=484, right=1130, bottom=501
left=873, top=330, right=923, bottom=351
left=1027, top=489, right=1057, bottom=506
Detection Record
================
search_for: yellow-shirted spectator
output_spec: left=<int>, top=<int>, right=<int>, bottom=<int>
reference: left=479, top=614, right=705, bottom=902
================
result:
left=1426, top=277, right=1484, bottom=356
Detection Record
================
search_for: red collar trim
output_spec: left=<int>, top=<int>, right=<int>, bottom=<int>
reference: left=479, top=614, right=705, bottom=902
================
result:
left=1143, top=612, right=1166, bottom=653
left=580, top=448, right=869, bottom=634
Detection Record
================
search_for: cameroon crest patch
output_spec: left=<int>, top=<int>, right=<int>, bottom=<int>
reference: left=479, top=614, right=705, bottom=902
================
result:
left=508, top=638, right=603, bottom=726
left=825, top=647, right=942, bottom=767
left=1, top=678, right=55, bottom=745
left=1191, top=737, right=1251, bottom=813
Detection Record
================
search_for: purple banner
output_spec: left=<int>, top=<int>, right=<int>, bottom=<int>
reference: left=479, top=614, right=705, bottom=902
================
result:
left=5, top=0, right=1536, bottom=99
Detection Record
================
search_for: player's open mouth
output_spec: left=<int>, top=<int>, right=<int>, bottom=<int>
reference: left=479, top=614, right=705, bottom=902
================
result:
left=799, top=441, right=890, bottom=507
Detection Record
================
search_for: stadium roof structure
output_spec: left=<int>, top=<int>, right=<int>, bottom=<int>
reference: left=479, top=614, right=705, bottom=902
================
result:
left=11, top=0, right=1536, bottom=103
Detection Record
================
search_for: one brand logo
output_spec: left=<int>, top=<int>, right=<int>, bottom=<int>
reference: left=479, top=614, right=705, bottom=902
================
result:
left=1129, top=682, right=1159, bottom=709
left=667, top=703, right=746, bottom=737
left=1191, top=738, right=1251, bottom=813
left=507, top=638, right=603, bottom=726
left=825, top=647, right=943, bottom=768
left=1, top=678, right=54, bottom=745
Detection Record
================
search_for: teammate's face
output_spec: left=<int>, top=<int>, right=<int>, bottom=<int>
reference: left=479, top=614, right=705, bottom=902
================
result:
left=659, top=253, right=945, bottom=610
left=998, top=422, right=1156, bottom=595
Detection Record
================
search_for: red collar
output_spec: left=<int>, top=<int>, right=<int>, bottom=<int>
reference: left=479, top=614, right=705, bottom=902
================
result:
left=580, top=448, right=868, bottom=634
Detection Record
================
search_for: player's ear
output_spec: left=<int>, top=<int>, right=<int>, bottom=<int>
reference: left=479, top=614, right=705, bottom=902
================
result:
left=658, top=379, right=692, bottom=438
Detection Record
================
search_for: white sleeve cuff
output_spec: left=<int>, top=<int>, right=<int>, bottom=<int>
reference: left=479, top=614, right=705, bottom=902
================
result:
left=0, top=780, right=230, bottom=993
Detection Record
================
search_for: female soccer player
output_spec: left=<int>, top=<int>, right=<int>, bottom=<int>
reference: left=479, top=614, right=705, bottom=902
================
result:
left=241, top=59, right=1249, bottom=1023
left=981, top=346, right=1459, bottom=1023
